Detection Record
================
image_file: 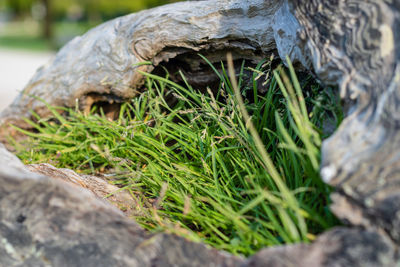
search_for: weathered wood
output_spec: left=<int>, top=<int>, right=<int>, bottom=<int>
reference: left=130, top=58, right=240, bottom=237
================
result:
left=247, top=228, right=398, bottom=267
left=0, top=0, right=282, bottom=131
left=1, top=0, right=400, bottom=265
left=27, top=163, right=139, bottom=216
left=2, top=0, right=400, bottom=241
left=287, top=0, right=400, bottom=244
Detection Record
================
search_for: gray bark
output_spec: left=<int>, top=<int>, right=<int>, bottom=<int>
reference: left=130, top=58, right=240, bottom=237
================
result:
left=26, top=163, right=139, bottom=217
left=287, top=0, right=400, bottom=245
left=247, top=228, right=398, bottom=267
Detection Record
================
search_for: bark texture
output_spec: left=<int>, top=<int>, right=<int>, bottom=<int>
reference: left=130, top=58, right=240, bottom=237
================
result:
left=26, top=163, right=139, bottom=216
left=287, top=0, right=400, bottom=245
left=248, top=228, right=398, bottom=267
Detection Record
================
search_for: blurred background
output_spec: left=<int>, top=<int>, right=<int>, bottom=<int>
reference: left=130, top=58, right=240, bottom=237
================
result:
left=0, top=0, right=180, bottom=111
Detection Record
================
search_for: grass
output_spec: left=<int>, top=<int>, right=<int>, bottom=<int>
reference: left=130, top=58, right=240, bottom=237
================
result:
left=0, top=35, right=50, bottom=51
left=0, top=21, right=93, bottom=51
left=12, top=56, right=342, bottom=256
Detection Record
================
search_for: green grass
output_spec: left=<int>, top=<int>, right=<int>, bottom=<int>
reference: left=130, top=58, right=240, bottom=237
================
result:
left=12, top=56, right=342, bottom=256
left=0, top=35, right=51, bottom=51
left=0, top=21, right=93, bottom=51
left=0, top=21, right=50, bottom=51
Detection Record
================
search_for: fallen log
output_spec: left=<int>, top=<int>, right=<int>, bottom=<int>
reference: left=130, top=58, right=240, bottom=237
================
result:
left=1, top=0, right=400, bottom=266
left=0, top=0, right=283, bottom=129
left=26, top=163, right=139, bottom=216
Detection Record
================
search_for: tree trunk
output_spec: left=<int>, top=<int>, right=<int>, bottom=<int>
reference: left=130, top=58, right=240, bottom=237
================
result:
left=42, top=0, right=52, bottom=40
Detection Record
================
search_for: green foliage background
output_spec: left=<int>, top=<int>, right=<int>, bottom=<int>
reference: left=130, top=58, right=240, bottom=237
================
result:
left=0, top=0, right=183, bottom=50
left=1, top=0, right=181, bottom=20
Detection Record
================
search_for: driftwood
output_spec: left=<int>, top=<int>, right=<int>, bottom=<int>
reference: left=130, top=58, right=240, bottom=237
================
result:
left=26, top=163, right=139, bottom=216
left=1, top=0, right=400, bottom=266
left=289, top=0, right=400, bottom=245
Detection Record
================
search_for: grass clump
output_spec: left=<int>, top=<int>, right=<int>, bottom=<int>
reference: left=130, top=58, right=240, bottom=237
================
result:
left=13, top=56, right=341, bottom=256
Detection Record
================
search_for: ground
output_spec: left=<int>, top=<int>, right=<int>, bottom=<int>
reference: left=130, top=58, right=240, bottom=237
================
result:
left=0, top=48, right=54, bottom=111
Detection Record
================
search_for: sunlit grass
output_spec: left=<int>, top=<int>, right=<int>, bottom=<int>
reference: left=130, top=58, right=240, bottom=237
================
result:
left=12, top=56, right=342, bottom=255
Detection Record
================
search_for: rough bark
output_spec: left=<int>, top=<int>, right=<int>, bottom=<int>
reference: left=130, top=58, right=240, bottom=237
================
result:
left=26, top=163, right=139, bottom=216
left=286, top=0, right=400, bottom=245
left=247, top=227, right=399, bottom=267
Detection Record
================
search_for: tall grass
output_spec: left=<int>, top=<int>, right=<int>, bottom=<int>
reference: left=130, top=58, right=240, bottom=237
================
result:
left=12, top=56, right=341, bottom=255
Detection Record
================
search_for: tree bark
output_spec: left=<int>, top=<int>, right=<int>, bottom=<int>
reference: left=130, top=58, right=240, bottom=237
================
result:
left=287, top=0, right=400, bottom=244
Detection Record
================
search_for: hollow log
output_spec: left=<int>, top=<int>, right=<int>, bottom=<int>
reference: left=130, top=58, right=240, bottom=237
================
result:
left=1, top=0, right=400, bottom=265
left=0, top=0, right=283, bottom=129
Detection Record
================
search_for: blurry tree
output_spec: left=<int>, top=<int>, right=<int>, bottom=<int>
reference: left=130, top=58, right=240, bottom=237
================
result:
left=5, top=0, right=34, bottom=17
left=52, top=0, right=181, bottom=21
left=4, top=0, right=51, bottom=40
left=41, top=0, right=52, bottom=39
left=93, top=0, right=181, bottom=18
left=86, top=0, right=101, bottom=24
left=2, top=0, right=181, bottom=44
left=4, top=0, right=181, bottom=20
